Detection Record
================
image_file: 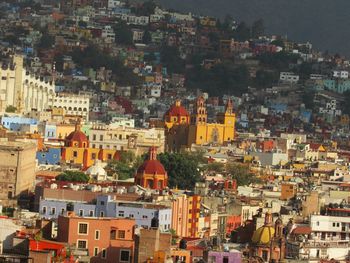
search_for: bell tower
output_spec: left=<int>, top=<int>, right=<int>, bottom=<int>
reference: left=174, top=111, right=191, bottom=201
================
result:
left=192, top=96, right=207, bottom=125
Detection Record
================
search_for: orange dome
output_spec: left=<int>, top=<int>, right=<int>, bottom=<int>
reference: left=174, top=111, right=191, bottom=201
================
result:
left=65, top=120, right=88, bottom=148
left=66, top=130, right=88, bottom=142
left=137, top=159, right=166, bottom=175
left=135, top=147, right=168, bottom=190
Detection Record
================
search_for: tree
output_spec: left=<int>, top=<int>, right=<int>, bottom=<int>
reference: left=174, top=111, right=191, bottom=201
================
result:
left=226, top=163, right=260, bottom=186
left=114, top=21, right=133, bottom=45
left=251, top=19, right=265, bottom=39
left=342, top=91, right=350, bottom=115
left=38, top=32, right=55, bottom=49
left=160, top=45, right=185, bottom=74
left=254, top=70, right=277, bottom=88
left=205, top=162, right=225, bottom=173
left=56, top=171, right=89, bottom=182
left=142, top=30, right=152, bottom=44
left=234, top=22, right=251, bottom=41
left=136, top=0, right=157, bottom=16
left=157, top=152, right=202, bottom=190
left=5, top=105, right=17, bottom=113
left=106, top=151, right=143, bottom=180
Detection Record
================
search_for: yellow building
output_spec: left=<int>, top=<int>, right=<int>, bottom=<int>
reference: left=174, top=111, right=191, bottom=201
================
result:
left=165, top=97, right=235, bottom=151
left=61, top=122, right=120, bottom=169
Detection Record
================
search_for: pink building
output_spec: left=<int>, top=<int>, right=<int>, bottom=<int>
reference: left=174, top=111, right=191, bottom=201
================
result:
left=57, top=214, right=135, bottom=263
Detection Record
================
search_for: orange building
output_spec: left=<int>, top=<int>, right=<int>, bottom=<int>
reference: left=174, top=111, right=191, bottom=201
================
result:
left=280, top=183, right=297, bottom=201
left=171, top=194, right=201, bottom=238
left=57, top=214, right=135, bottom=263
left=61, top=121, right=120, bottom=169
left=135, top=147, right=168, bottom=190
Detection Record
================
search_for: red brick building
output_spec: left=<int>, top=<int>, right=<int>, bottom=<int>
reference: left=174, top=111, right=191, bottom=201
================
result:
left=57, top=215, right=135, bottom=263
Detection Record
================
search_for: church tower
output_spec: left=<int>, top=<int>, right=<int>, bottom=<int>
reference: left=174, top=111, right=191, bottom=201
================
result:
left=217, top=98, right=235, bottom=125
left=192, top=96, right=207, bottom=125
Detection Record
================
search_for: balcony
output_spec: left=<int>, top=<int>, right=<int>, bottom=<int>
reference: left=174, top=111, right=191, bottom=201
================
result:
left=303, top=240, right=350, bottom=248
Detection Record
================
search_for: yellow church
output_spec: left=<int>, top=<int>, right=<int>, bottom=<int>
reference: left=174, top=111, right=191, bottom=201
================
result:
left=164, top=96, right=235, bottom=151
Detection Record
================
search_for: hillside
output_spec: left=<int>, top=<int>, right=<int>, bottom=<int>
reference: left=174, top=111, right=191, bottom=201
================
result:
left=158, top=0, right=350, bottom=57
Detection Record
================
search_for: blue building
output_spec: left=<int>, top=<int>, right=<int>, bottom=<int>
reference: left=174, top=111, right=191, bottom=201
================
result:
left=44, top=124, right=57, bottom=139
left=39, top=199, right=96, bottom=220
left=39, top=195, right=172, bottom=232
left=1, top=116, right=37, bottom=131
left=95, top=195, right=172, bottom=231
left=36, top=148, right=61, bottom=165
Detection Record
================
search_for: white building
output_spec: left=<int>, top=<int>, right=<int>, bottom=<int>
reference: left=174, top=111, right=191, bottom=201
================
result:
left=89, top=125, right=165, bottom=155
left=333, top=70, right=349, bottom=79
left=0, top=55, right=55, bottom=113
left=51, top=93, right=90, bottom=121
left=307, top=214, right=350, bottom=261
left=101, top=26, right=115, bottom=43
left=279, top=72, right=300, bottom=83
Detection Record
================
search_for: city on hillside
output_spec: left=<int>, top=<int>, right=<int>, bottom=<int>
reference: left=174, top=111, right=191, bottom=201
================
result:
left=0, top=0, right=350, bottom=263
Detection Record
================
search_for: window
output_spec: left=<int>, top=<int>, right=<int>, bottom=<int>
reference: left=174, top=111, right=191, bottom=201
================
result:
left=94, top=247, right=99, bottom=256
left=100, top=135, right=104, bottom=141
left=89, top=210, right=94, bottom=217
left=118, top=230, right=126, bottom=239
left=91, top=153, right=96, bottom=159
left=120, top=250, right=130, bottom=262
left=95, top=230, right=100, bottom=240
left=78, top=223, right=88, bottom=234
left=101, top=249, right=107, bottom=259
left=107, top=154, right=112, bottom=160
left=110, top=230, right=116, bottom=240
left=129, top=214, right=134, bottom=218
left=142, top=215, right=148, bottom=219
left=61, top=208, right=65, bottom=215
left=223, top=256, right=229, bottom=263
left=100, top=211, right=104, bottom=217
left=73, top=151, right=78, bottom=157
left=42, top=206, right=47, bottom=214
left=118, top=211, right=125, bottom=217
left=79, top=209, right=84, bottom=216
left=77, top=240, right=87, bottom=249
left=100, top=201, right=105, bottom=205
left=51, top=207, right=56, bottom=215
left=333, top=223, right=336, bottom=227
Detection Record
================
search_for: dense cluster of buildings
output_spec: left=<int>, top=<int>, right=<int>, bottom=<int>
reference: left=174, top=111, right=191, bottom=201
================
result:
left=1, top=0, right=350, bottom=263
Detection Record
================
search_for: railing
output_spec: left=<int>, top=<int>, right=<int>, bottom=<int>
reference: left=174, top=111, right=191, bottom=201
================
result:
left=303, top=240, right=350, bottom=248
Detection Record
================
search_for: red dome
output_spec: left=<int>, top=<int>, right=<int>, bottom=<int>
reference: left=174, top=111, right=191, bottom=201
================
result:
left=137, top=160, right=166, bottom=175
left=66, top=130, right=88, bottom=142
left=166, top=105, right=189, bottom=117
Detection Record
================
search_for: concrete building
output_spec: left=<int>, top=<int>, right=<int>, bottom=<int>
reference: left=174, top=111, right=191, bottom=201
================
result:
left=51, top=93, right=90, bottom=121
left=89, top=124, right=165, bottom=155
left=0, top=55, right=55, bottom=113
left=57, top=215, right=135, bottom=263
left=135, top=228, right=172, bottom=263
left=0, top=141, right=36, bottom=205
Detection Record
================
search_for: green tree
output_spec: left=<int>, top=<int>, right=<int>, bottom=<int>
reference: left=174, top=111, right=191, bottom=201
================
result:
left=205, top=162, right=225, bottom=173
left=254, top=70, right=277, bottom=88
left=38, top=32, right=55, bottom=49
left=56, top=171, right=89, bottom=182
left=342, top=91, right=350, bottom=115
left=160, top=45, right=185, bottom=74
left=114, top=21, right=133, bottom=45
left=234, top=22, right=251, bottom=41
left=226, top=163, right=260, bottom=186
left=251, top=19, right=265, bottom=39
left=136, top=0, right=157, bottom=16
left=5, top=105, right=17, bottom=113
left=142, top=30, right=152, bottom=44
left=106, top=151, right=144, bottom=180
left=157, top=152, right=202, bottom=190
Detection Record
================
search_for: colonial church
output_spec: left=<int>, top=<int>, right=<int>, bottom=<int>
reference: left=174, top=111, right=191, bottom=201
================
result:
left=164, top=96, right=236, bottom=152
